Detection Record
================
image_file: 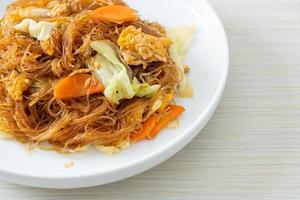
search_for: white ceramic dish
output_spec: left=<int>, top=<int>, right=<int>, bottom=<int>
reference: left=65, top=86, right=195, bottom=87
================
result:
left=0, top=0, right=229, bottom=189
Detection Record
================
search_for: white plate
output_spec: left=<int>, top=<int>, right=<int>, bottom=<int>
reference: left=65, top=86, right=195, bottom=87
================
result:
left=0, top=0, right=229, bottom=188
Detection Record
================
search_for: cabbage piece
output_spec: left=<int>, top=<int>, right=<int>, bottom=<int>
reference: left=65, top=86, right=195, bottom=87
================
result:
left=175, top=77, right=193, bottom=97
left=91, top=41, right=134, bottom=76
left=93, top=54, right=134, bottom=104
left=91, top=40, right=124, bottom=68
left=92, top=40, right=134, bottom=103
left=167, top=25, right=196, bottom=97
left=167, top=25, right=196, bottom=66
left=90, top=41, right=160, bottom=104
left=14, top=19, right=55, bottom=41
left=132, top=78, right=160, bottom=98
left=19, top=7, right=49, bottom=18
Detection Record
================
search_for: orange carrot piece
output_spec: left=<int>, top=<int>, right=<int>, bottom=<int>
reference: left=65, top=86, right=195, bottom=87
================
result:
left=130, top=115, right=158, bottom=143
left=81, top=0, right=92, bottom=8
left=90, top=5, right=138, bottom=24
left=148, top=105, right=185, bottom=139
left=54, top=74, right=104, bottom=100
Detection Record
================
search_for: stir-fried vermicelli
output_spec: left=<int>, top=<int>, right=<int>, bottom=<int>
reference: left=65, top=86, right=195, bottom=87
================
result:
left=0, top=0, right=193, bottom=153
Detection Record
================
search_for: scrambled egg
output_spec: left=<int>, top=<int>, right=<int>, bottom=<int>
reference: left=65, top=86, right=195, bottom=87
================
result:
left=5, top=71, right=31, bottom=101
left=117, top=26, right=172, bottom=67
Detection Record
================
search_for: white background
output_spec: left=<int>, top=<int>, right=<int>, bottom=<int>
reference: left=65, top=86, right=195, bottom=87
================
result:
left=1, top=0, right=300, bottom=199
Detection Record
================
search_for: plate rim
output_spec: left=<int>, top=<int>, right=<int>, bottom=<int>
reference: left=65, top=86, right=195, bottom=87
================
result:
left=0, top=0, right=229, bottom=188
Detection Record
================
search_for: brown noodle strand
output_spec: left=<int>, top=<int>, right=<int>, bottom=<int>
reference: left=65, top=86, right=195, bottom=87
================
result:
left=0, top=0, right=182, bottom=152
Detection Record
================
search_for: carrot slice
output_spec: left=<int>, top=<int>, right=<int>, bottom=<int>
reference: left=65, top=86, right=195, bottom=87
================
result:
left=54, top=74, right=104, bottom=100
left=81, top=0, right=92, bottom=8
left=90, top=5, right=138, bottom=24
left=148, top=105, right=185, bottom=139
left=130, top=115, right=158, bottom=143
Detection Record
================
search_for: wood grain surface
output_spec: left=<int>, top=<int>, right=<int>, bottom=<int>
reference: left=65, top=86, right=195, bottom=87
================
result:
left=1, top=0, right=300, bottom=199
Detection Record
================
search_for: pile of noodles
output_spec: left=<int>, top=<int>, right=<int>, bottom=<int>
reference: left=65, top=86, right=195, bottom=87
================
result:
left=0, top=0, right=181, bottom=153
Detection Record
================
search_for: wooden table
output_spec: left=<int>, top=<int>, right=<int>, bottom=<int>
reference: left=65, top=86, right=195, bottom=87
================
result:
left=1, top=0, right=300, bottom=199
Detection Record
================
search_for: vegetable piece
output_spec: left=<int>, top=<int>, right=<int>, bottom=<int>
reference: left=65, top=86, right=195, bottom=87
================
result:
left=14, top=19, right=55, bottom=41
left=166, top=119, right=179, bottom=128
left=130, top=115, right=158, bottom=142
left=167, top=25, right=196, bottom=66
left=148, top=105, right=185, bottom=139
left=104, top=68, right=135, bottom=104
left=19, top=7, right=49, bottom=18
left=54, top=74, right=104, bottom=100
left=91, top=41, right=134, bottom=103
left=91, top=40, right=126, bottom=69
left=89, top=40, right=160, bottom=104
left=81, top=0, right=92, bottom=8
left=167, top=26, right=195, bottom=97
left=151, top=98, right=163, bottom=113
left=90, top=5, right=138, bottom=24
left=132, top=78, right=160, bottom=98
left=158, top=91, right=174, bottom=113
left=175, top=77, right=193, bottom=97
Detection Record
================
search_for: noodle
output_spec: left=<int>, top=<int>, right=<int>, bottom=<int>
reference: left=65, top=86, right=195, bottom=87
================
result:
left=0, top=0, right=182, bottom=153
